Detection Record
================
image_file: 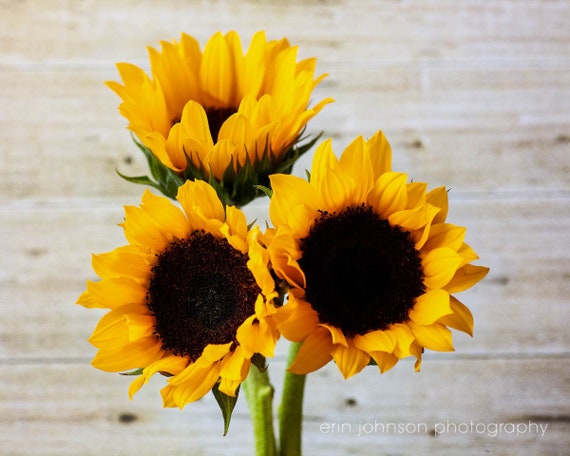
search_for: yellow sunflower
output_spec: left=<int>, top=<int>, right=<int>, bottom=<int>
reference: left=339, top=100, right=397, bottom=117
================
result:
left=266, top=130, right=489, bottom=378
left=77, top=179, right=279, bottom=408
left=107, top=30, right=333, bottom=206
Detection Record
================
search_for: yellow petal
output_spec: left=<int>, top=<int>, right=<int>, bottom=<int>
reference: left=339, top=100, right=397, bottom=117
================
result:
left=200, top=31, right=233, bottom=107
left=204, top=139, right=236, bottom=179
left=409, top=322, right=454, bottom=352
left=275, top=292, right=319, bottom=341
left=438, top=296, right=474, bottom=336
left=91, top=247, right=150, bottom=281
left=140, top=189, right=190, bottom=241
left=338, top=135, right=374, bottom=203
left=237, top=313, right=279, bottom=358
left=218, top=113, right=255, bottom=153
left=267, top=227, right=305, bottom=290
left=91, top=336, right=163, bottom=372
left=86, top=278, right=146, bottom=310
left=122, top=204, right=170, bottom=251
left=445, top=264, right=489, bottom=293
left=423, top=223, right=466, bottom=252
left=422, top=247, right=464, bottom=289
left=219, top=347, right=250, bottom=383
left=368, top=172, right=408, bottom=218
left=353, top=329, right=396, bottom=353
left=170, top=362, right=222, bottom=407
left=241, top=31, right=268, bottom=98
left=176, top=180, right=225, bottom=231
left=331, top=343, right=370, bottom=379
left=367, top=130, right=393, bottom=178
left=310, top=139, right=339, bottom=188
left=179, top=100, right=215, bottom=147
left=128, top=355, right=188, bottom=399
left=125, top=313, right=155, bottom=342
left=426, top=186, right=449, bottom=224
left=221, top=206, right=248, bottom=253
left=368, top=351, right=399, bottom=373
left=408, top=289, right=452, bottom=326
left=89, top=305, right=133, bottom=348
left=321, top=324, right=348, bottom=347
left=387, top=323, right=416, bottom=358
left=288, top=327, right=333, bottom=374
left=269, top=174, right=318, bottom=232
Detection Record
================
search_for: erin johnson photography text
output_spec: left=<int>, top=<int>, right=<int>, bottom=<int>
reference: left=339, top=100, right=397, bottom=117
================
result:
left=319, top=419, right=549, bottom=438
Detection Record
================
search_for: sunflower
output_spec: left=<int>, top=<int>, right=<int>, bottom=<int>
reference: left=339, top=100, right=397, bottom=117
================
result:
left=107, top=30, right=333, bottom=206
left=266, top=130, right=489, bottom=378
left=76, top=179, right=279, bottom=408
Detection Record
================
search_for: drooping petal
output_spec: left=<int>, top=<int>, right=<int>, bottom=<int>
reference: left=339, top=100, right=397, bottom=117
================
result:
left=331, top=343, right=370, bottom=379
left=409, top=322, right=454, bottom=352
left=288, top=326, right=333, bottom=374
left=445, top=264, right=490, bottom=293
left=438, top=296, right=474, bottom=336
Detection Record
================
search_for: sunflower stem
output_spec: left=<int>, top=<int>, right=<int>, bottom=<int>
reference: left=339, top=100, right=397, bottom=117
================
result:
left=278, top=341, right=306, bottom=456
left=243, top=365, right=277, bottom=456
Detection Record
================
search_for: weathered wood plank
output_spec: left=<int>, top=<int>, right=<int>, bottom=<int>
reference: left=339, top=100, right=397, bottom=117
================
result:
left=0, top=358, right=567, bottom=455
left=1, top=0, right=569, bottom=454
left=2, top=0, right=568, bottom=64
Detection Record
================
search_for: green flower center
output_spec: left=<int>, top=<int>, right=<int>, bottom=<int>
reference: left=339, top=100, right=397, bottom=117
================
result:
left=146, top=231, right=259, bottom=361
left=298, top=204, right=425, bottom=336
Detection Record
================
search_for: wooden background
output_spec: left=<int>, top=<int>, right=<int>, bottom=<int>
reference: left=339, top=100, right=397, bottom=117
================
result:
left=1, top=0, right=569, bottom=454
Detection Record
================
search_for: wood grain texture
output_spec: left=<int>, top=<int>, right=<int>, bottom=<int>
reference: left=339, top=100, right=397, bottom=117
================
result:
left=1, top=0, right=569, bottom=454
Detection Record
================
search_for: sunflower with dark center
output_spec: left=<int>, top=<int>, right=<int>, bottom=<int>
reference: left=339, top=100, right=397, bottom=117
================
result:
left=266, top=130, right=489, bottom=378
left=106, top=30, right=333, bottom=204
left=77, top=180, right=279, bottom=408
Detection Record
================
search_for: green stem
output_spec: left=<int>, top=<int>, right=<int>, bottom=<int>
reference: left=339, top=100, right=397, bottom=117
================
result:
left=243, top=365, right=277, bottom=456
left=278, top=342, right=306, bottom=456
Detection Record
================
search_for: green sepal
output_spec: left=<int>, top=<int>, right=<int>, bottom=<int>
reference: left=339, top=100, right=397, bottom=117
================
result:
left=116, top=136, right=184, bottom=199
left=119, top=368, right=144, bottom=376
left=253, top=185, right=273, bottom=199
left=212, top=382, right=240, bottom=436
left=120, top=130, right=323, bottom=207
left=251, top=353, right=268, bottom=372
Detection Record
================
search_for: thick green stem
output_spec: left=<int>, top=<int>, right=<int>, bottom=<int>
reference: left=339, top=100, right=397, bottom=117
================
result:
left=243, top=365, right=277, bottom=456
left=278, top=342, right=306, bottom=456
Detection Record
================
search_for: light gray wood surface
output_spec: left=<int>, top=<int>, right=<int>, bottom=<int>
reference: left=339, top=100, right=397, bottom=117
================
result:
left=1, top=1, right=569, bottom=455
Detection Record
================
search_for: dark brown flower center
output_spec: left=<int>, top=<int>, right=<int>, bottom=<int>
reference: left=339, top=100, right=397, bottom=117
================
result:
left=205, top=107, right=238, bottom=142
left=146, top=231, right=259, bottom=361
left=298, top=204, right=425, bottom=337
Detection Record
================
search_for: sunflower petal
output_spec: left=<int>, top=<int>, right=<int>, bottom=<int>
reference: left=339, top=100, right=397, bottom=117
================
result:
left=409, top=322, right=454, bottom=352
left=331, top=343, right=370, bottom=379
left=91, top=336, right=163, bottom=372
left=368, top=351, right=399, bottom=373
left=288, top=327, right=333, bottom=374
left=422, top=247, right=464, bottom=289
left=353, top=329, right=397, bottom=353
left=445, top=264, right=490, bottom=293
left=409, top=289, right=452, bottom=326
left=438, top=296, right=474, bottom=336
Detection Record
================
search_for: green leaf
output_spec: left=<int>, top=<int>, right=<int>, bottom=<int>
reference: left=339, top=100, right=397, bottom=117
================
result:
left=119, top=368, right=144, bottom=376
left=212, top=382, right=240, bottom=436
left=116, top=170, right=164, bottom=193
